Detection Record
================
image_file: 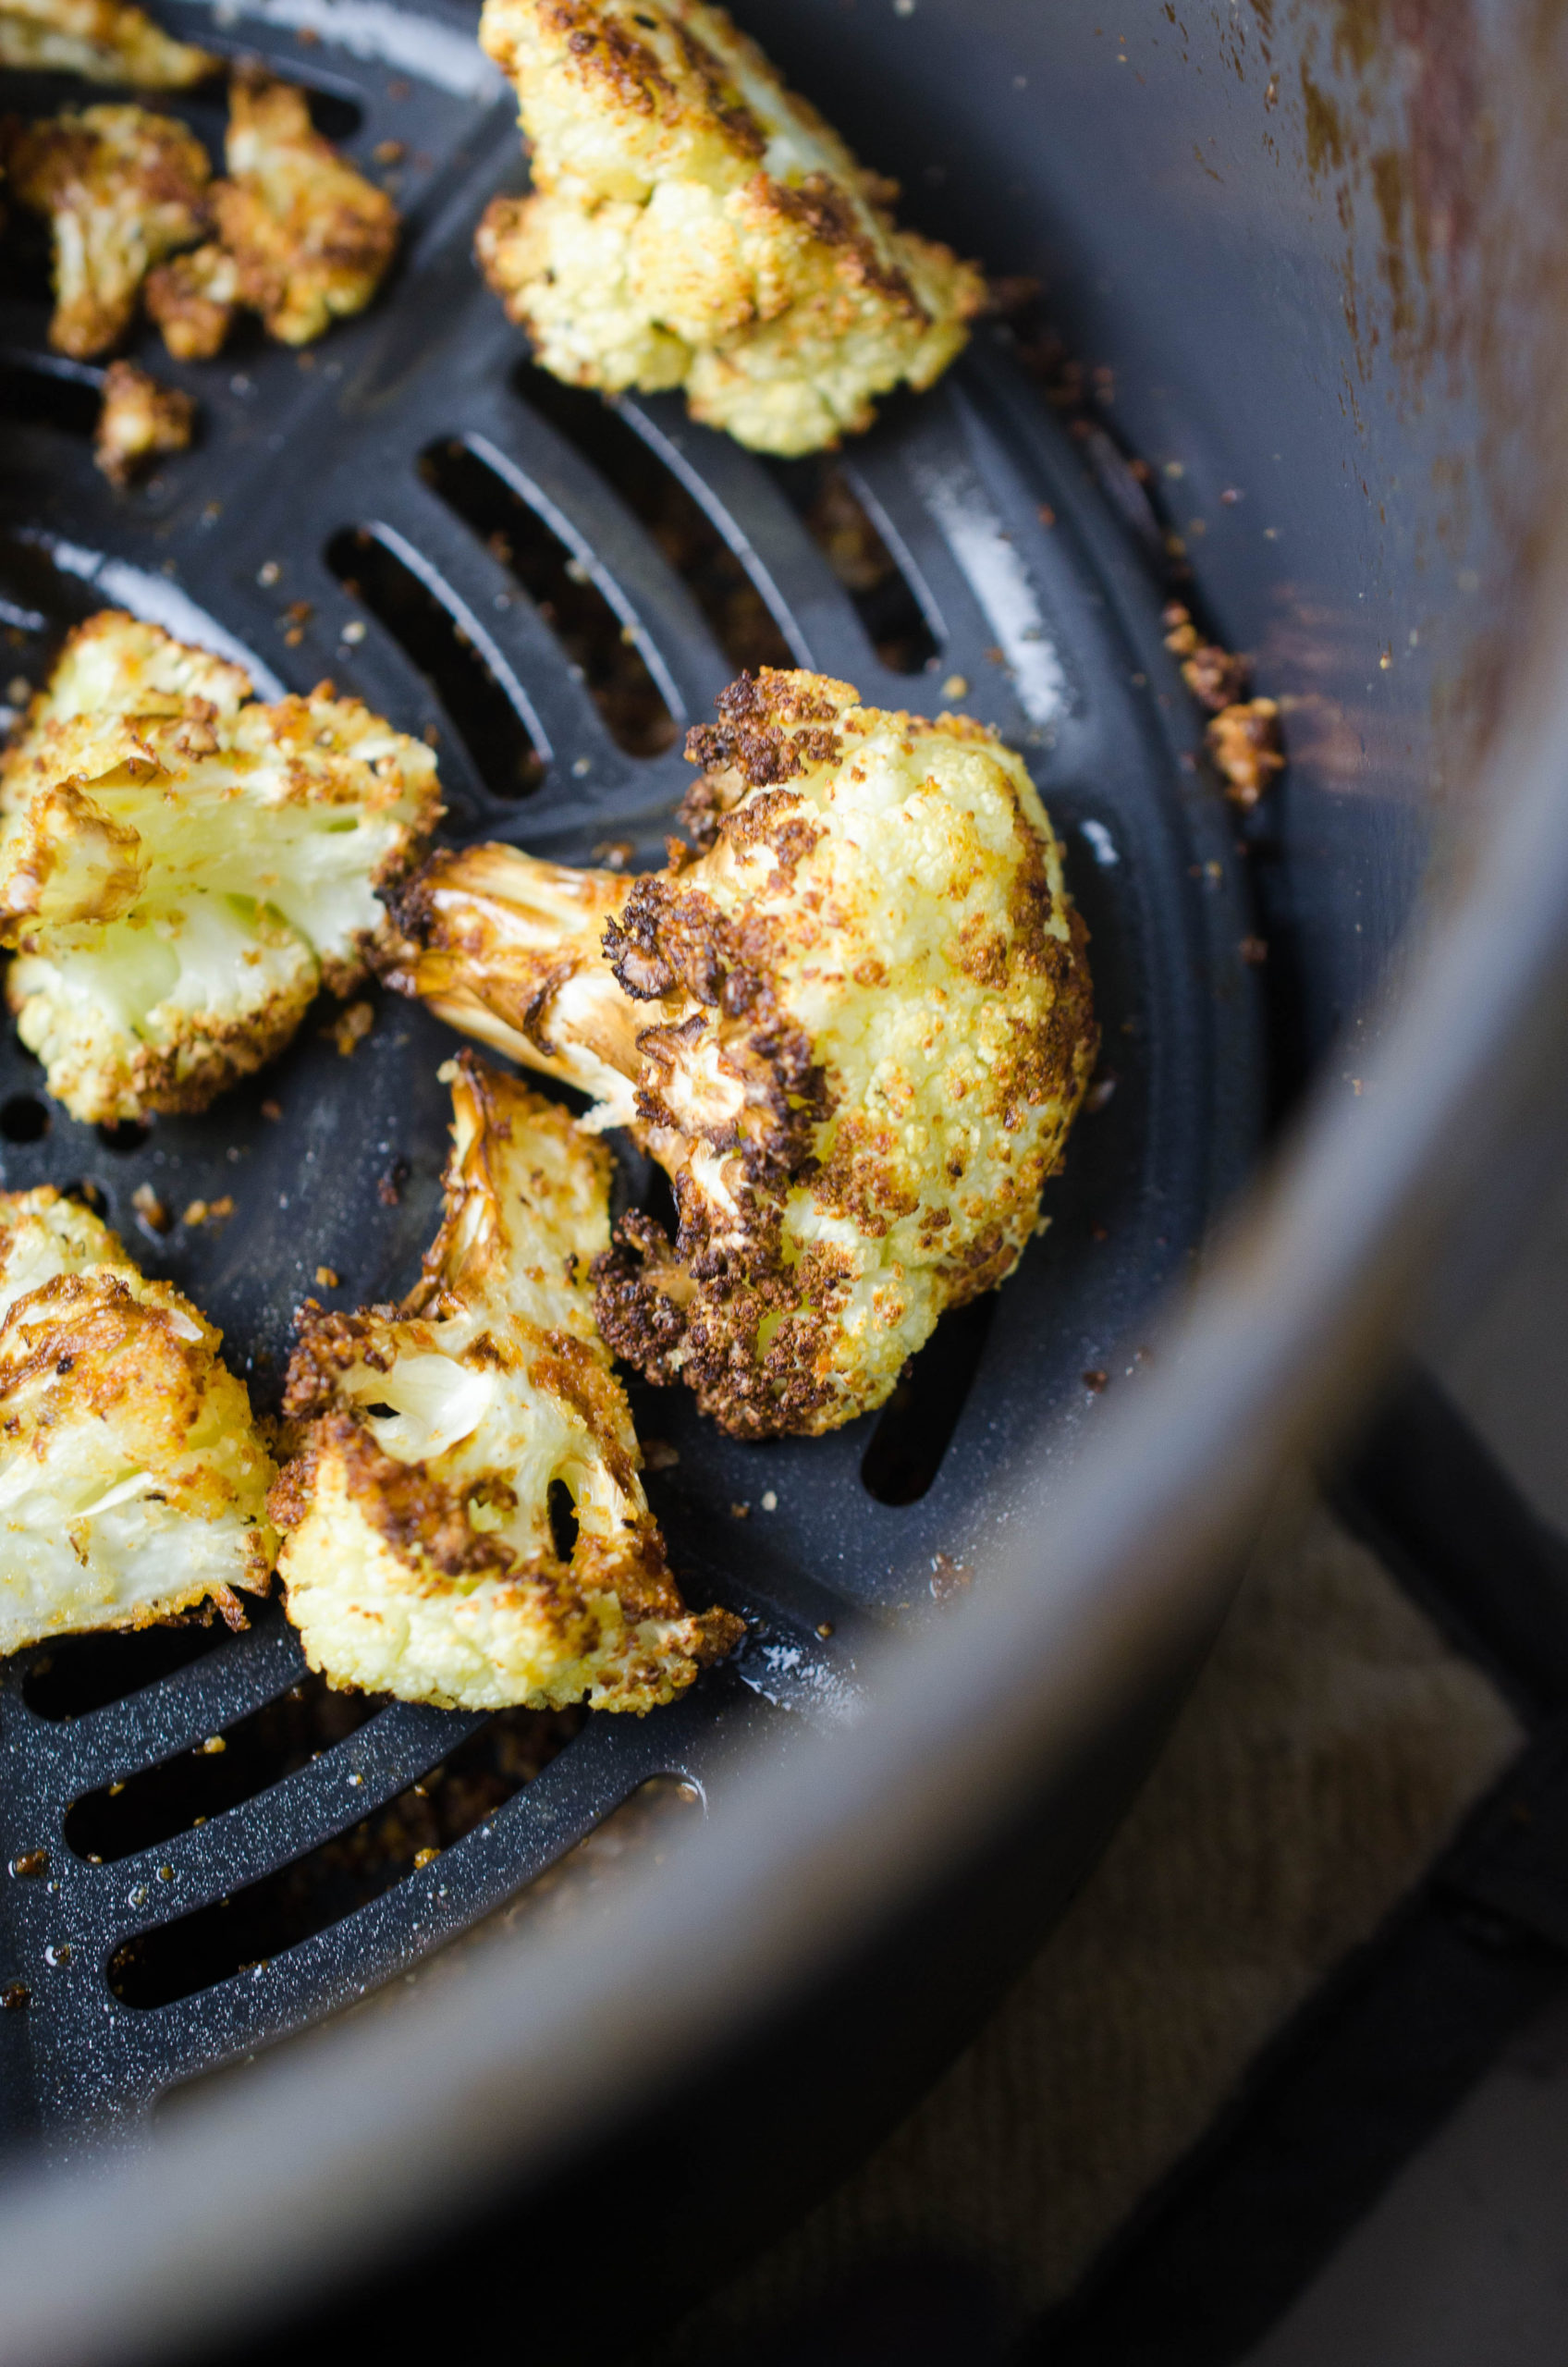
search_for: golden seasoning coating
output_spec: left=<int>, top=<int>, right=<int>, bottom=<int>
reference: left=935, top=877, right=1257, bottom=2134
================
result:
left=270, top=1051, right=743, bottom=1711
left=391, top=669, right=1097, bottom=1437
left=143, top=238, right=238, bottom=359
left=0, top=609, right=442, bottom=1123
left=2, top=104, right=209, bottom=359
left=0, top=1187, right=275, bottom=1657
left=92, top=353, right=193, bottom=483
left=0, top=0, right=216, bottom=86
left=210, top=75, right=399, bottom=347
left=474, top=0, right=985, bottom=455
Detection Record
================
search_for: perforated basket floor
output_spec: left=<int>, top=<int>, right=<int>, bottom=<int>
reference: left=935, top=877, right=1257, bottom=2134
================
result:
left=0, top=0, right=1261, bottom=2154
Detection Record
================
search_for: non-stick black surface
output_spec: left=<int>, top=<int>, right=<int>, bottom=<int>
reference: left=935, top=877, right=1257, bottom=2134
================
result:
left=0, top=0, right=1261, bottom=2151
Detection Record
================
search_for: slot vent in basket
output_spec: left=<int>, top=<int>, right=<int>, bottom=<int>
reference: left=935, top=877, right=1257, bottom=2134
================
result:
left=65, top=1675, right=383, bottom=1865
left=511, top=363, right=795, bottom=674
left=325, top=524, right=545, bottom=799
left=419, top=436, right=679, bottom=757
left=107, top=1706, right=583, bottom=2010
left=783, top=460, right=941, bottom=675
left=860, top=1295, right=996, bottom=1507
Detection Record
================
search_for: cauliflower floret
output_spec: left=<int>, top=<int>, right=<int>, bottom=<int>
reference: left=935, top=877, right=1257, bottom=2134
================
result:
left=143, top=236, right=239, bottom=359
left=0, top=0, right=216, bottom=86
left=0, top=1186, right=275, bottom=1656
left=269, top=1050, right=743, bottom=1711
left=0, top=610, right=441, bottom=1123
left=390, top=669, right=1097, bottom=1437
left=474, top=0, right=985, bottom=455
left=2, top=104, right=210, bottom=358
left=208, top=74, right=398, bottom=347
left=92, top=354, right=194, bottom=484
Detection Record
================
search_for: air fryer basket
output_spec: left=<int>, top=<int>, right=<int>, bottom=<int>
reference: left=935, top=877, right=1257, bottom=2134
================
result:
left=4, top=1, right=1568, bottom=2358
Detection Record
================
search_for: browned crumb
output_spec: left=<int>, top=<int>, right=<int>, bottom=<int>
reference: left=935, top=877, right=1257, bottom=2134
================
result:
left=642, top=1439, right=680, bottom=1472
left=260, top=1098, right=283, bottom=1122
left=1207, top=699, right=1284, bottom=808
left=182, top=1193, right=235, bottom=1229
left=326, top=998, right=374, bottom=1057
left=314, top=1266, right=339, bottom=1289
left=130, top=1179, right=171, bottom=1233
left=92, top=356, right=193, bottom=484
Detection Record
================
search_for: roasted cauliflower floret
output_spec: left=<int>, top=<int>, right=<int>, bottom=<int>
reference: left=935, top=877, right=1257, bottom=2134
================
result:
left=391, top=669, right=1097, bottom=1438
left=474, top=0, right=985, bottom=455
left=2, top=104, right=209, bottom=358
left=208, top=74, right=398, bottom=347
left=92, top=353, right=193, bottom=483
left=269, top=1050, right=742, bottom=1711
left=0, top=0, right=216, bottom=85
left=0, top=610, right=441, bottom=1123
left=0, top=1186, right=275, bottom=1657
left=144, top=238, right=239, bottom=359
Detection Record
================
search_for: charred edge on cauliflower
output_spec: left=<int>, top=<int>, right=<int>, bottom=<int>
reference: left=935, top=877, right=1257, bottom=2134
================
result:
left=267, top=1050, right=742, bottom=1711
left=389, top=667, right=1099, bottom=1438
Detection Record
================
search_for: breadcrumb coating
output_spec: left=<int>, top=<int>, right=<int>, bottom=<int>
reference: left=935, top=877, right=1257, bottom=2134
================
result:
left=269, top=1051, right=743, bottom=1711
left=0, top=1187, right=275, bottom=1657
left=0, top=610, right=441, bottom=1123
left=391, top=668, right=1096, bottom=1437
left=0, top=0, right=216, bottom=87
left=2, top=103, right=209, bottom=358
left=210, top=74, right=398, bottom=347
left=474, top=0, right=985, bottom=454
left=92, top=353, right=193, bottom=483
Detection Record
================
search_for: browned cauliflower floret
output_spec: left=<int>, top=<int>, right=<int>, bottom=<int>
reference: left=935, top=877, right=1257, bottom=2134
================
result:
left=2, top=104, right=209, bottom=358
left=0, top=610, right=442, bottom=1123
left=269, top=1051, right=742, bottom=1711
left=143, top=237, right=238, bottom=359
left=474, top=0, right=985, bottom=455
left=208, top=74, right=398, bottom=347
left=92, top=353, right=193, bottom=483
left=0, top=0, right=216, bottom=86
left=0, top=1186, right=275, bottom=1656
left=390, top=670, right=1096, bottom=1438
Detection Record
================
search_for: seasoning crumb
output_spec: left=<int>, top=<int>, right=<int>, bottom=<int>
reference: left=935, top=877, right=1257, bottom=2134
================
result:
left=593, top=839, right=635, bottom=872
left=1207, top=698, right=1284, bottom=806
left=729, top=1501, right=751, bottom=1519
left=11, top=1849, right=47, bottom=1878
left=930, top=1551, right=972, bottom=1602
left=183, top=1195, right=235, bottom=1229
left=941, top=673, right=969, bottom=700
left=643, top=1439, right=680, bottom=1471
left=761, top=1489, right=778, bottom=1512
left=1037, top=504, right=1056, bottom=526
left=374, top=139, right=406, bottom=164
left=1084, top=1074, right=1118, bottom=1114
left=816, top=1620, right=835, bottom=1639
left=2, top=1983, right=31, bottom=2011
left=261, top=1099, right=283, bottom=1122
left=340, top=618, right=366, bottom=645
left=131, top=1182, right=171, bottom=1234
left=376, top=1158, right=410, bottom=1208
left=108, top=1780, right=126, bottom=1797
left=1239, top=935, right=1269, bottom=965
left=413, top=1846, right=439, bottom=1870
left=199, top=1735, right=227, bottom=1755
left=257, top=559, right=280, bottom=587
left=1083, top=1368, right=1109, bottom=1392
left=327, top=999, right=375, bottom=1057
left=314, top=1266, right=339, bottom=1290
